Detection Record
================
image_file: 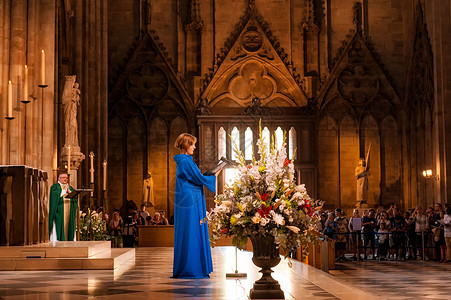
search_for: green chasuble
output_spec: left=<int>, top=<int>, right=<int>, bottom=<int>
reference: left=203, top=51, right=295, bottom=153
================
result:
left=48, top=183, right=78, bottom=241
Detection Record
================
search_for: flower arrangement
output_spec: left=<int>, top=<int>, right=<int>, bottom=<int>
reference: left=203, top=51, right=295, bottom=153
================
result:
left=79, top=208, right=108, bottom=241
left=209, top=121, right=321, bottom=258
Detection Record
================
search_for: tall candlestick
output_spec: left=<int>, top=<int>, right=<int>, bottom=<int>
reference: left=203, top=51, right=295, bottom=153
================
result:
left=40, top=50, right=45, bottom=86
left=23, top=65, right=28, bottom=102
left=7, top=80, right=12, bottom=118
left=89, top=151, right=95, bottom=183
left=67, top=145, right=71, bottom=175
left=102, top=160, right=107, bottom=191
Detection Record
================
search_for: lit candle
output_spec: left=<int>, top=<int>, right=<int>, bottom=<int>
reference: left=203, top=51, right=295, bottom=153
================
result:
left=102, top=160, right=107, bottom=190
left=7, top=80, right=12, bottom=117
left=41, top=50, right=45, bottom=85
left=23, top=65, right=28, bottom=101
left=67, top=145, right=71, bottom=175
left=89, top=152, right=95, bottom=183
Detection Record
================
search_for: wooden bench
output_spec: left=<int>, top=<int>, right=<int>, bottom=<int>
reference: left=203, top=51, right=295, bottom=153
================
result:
left=138, top=225, right=174, bottom=247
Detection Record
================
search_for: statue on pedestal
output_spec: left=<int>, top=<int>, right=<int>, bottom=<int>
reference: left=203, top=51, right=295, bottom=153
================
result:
left=60, top=75, right=85, bottom=189
left=142, top=172, right=154, bottom=207
left=62, top=75, right=81, bottom=148
left=355, top=144, right=371, bottom=208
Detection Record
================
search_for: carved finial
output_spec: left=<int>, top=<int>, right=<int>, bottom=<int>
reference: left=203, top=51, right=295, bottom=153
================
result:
left=185, top=0, right=204, bottom=31
left=249, top=0, right=255, bottom=10
left=353, top=2, right=362, bottom=33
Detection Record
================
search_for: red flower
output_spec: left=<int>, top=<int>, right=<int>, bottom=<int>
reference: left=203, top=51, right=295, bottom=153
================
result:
left=220, top=228, right=229, bottom=233
left=283, top=158, right=290, bottom=167
left=257, top=204, right=272, bottom=218
left=260, top=193, right=269, bottom=202
left=304, top=204, right=313, bottom=216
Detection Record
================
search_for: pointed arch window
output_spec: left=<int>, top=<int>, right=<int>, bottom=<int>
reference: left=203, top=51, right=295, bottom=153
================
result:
left=231, top=127, right=240, bottom=161
left=289, top=127, right=296, bottom=159
left=262, top=127, right=270, bottom=154
left=275, top=127, right=284, bottom=151
left=218, top=127, right=226, bottom=159
left=245, top=127, right=253, bottom=160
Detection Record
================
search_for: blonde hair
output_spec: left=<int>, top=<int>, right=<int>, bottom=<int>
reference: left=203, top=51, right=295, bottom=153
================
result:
left=174, top=133, right=197, bottom=151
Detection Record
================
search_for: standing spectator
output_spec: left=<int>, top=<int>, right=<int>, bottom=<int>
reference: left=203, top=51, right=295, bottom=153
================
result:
left=413, top=206, right=429, bottom=260
left=433, top=211, right=446, bottom=262
left=377, top=222, right=389, bottom=260
left=108, top=211, right=123, bottom=248
left=362, top=209, right=377, bottom=259
left=444, top=206, right=451, bottom=263
left=323, top=213, right=337, bottom=239
left=335, top=217, right=348, bottom=261
left=404, top=211, right=416, bottom=259
left=349, top=209, right=363, bottom=261
left=391, top=208, right=407, bottom=260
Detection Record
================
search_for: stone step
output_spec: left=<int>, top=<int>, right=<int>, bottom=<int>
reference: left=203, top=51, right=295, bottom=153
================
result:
left=0, top=241, right=111, bottom=258
left=0, top=248, right=135, bottom=271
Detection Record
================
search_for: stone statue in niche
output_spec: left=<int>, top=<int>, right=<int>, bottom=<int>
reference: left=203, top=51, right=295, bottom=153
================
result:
left=62, top=75, right=81, bottom=147
left=355, top=144, right=371, bottom=207
left=142, top=172, right=154, bottom=207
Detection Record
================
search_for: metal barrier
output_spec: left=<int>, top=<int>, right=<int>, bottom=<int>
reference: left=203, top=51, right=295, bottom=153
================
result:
left=330, top=230, right=441, bottom=261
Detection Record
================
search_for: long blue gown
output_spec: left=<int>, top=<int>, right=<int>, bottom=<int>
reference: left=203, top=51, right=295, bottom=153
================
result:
left=172, top=154, right=216, bottom=278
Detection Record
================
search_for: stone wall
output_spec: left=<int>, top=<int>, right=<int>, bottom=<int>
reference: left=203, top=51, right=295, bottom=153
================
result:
left=0, top=0, right=56, bottom=184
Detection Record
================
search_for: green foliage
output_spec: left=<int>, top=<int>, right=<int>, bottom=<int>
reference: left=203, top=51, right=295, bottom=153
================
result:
left=79, top=208, right=109, bottom=241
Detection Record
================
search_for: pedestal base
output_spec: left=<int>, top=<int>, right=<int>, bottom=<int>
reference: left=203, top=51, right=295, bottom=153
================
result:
left=250, top=281, right=285, bottom=299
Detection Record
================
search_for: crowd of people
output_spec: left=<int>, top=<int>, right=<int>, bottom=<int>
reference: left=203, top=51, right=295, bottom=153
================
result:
left=316, top=203, right=451, bottom=263
left=95, top=203, right=172, bottom=248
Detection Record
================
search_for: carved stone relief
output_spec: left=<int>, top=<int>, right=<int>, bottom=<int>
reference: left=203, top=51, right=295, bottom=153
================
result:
left=126, top=64, right=169, bottom=106
left=337, top=64, right=379, bottom=105
left=229, top=60, right=276, bottom=103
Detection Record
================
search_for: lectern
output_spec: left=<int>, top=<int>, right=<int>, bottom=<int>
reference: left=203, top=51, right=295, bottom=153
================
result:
left=65, top=189, right=92, bottom=241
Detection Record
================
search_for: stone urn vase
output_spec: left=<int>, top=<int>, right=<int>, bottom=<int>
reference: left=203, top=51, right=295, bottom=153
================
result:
left=249, top=236, right=285, bottom=299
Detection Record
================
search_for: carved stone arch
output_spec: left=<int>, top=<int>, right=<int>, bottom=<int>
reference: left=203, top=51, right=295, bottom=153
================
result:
left=324, top=96, right=356, bottom=124
left=125, top=63, right=169, bottom=106
left=109, top=31, right=193, bottom=124
left=200, top=15, right=307, bottom=114
left=318, top=30, right=401, bottom=119
left=157, top=97, right=188, bottom=124
left=110, top=95, right=147, bottom=125
left=366, top=96, right=396, bottom=123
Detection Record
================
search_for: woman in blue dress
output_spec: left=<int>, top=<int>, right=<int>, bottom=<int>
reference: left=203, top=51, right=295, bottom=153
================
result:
left=172, top=133, right=216, bottom=278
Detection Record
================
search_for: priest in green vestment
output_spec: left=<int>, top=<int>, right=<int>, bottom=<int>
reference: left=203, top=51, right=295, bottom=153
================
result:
left=48, top=173, right=78, bottom=241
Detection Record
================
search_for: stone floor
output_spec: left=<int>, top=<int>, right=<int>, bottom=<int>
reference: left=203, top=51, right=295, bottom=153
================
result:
left=330, top=259, right=451, bottom=300
left=0, top=247, right=448, bottom=299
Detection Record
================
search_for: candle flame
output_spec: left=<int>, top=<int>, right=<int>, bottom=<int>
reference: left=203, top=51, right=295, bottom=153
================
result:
left=41, top=50, right=44, bottom=53
left=8, top=80, right=11, bottom=84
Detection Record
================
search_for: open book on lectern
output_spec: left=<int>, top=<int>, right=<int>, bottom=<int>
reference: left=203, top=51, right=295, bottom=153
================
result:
left=65, top=189, right=93, bottom=198
left=203, top=157, right=238, bottom=176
